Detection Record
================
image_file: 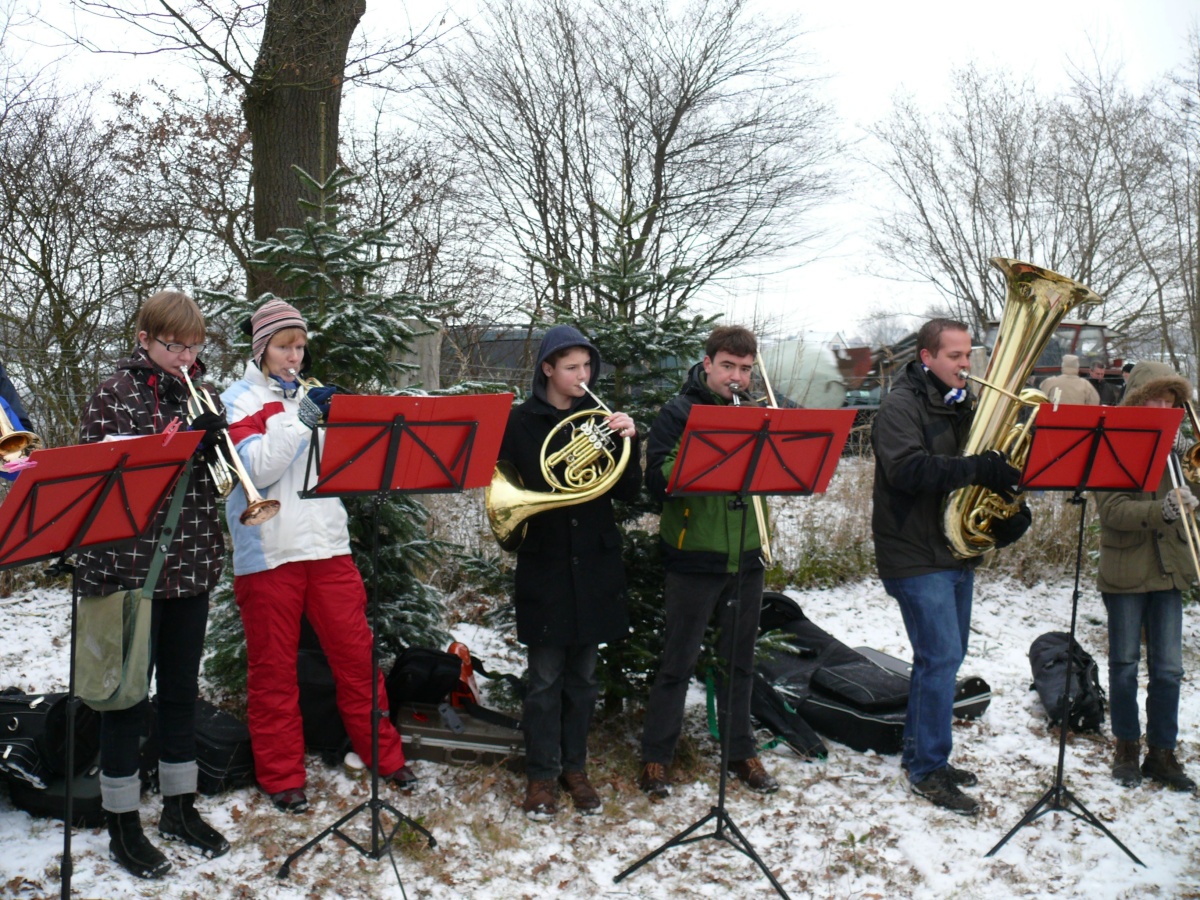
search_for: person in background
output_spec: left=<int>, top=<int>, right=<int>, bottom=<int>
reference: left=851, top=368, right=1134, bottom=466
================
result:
left=638, top=325, right=780, bottom=800
left=0, top=359, right=33, bottom=433
left=872, top=317, right=1032, bottom=816
left=1039, top=355, right=1099, bottom=406
left=1118, top=361, right=1136, bottom=403
left=77, top=290, right=230, bottom=879
left=221, top=299, right=415, bottom=816
left=1088, top=359, right=1120, bottom=405
left=497, top=324, right=641, bottom=819
left=1097, top=360, right=1197, bottom=793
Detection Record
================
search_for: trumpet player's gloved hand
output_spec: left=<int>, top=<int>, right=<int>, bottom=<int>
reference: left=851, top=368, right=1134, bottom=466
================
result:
left=188, top=410, right=227, bottom=451
left=1162, top=489, right=1200, bottom=523
left=298, top=386, right=338, bottom=430
left=991, top=502, right=1032, bottom=549
left=970, top=449, right=1023, bottom=498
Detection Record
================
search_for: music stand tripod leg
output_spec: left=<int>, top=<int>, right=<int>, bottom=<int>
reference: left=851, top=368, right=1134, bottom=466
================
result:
left=615, top=495, right=791, bottom=900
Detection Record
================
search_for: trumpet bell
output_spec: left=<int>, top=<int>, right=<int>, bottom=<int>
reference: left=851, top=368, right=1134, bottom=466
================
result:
left=241, top=498, right=282, bottom=526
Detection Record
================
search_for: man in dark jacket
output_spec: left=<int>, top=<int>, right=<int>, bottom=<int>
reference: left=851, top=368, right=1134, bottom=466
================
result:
left=637, top=324, right=780, bottom=799
left=497, top=325, right=641, bottom=819
left=872, top=318, right=1029, bottom=816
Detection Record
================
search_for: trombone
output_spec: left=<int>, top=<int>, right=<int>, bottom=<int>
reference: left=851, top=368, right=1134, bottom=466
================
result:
left=729, top=359, right=776, bottom=566
left=1166, top=453, right=1200, bottom=585
left=178, top=365, right=280, bottom=526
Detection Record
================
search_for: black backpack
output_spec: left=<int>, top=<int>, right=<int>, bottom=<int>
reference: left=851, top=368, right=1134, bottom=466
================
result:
left=1029, top=632, right=1107, bottom=733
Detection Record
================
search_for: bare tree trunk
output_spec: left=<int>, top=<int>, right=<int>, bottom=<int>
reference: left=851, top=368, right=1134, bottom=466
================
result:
left=243, top=0, right=365, bottom=296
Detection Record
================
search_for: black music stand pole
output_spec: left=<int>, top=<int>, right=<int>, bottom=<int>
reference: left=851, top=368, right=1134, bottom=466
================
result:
left=277, top=413, right=436, bottom=883
left=0, top=432, right=202, bottom=900
left=276, top=391, right=509, bottom=888
left=615, top=405, right=854, bottom=899
left=985, top=404, right=1180, bottom=866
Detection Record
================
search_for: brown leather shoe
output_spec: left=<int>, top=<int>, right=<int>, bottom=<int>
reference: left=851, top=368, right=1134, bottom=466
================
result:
left=729, top=757, right=780, bottom=794
left=559, top=770, right=601, bottom=814
left=522, top=779, right=558, bottom=820
left=1112, top=738, right=1141, bottom=787
left=1143, top=745, right=1197, bottom=791
left=637, top=762, right=671, bottom=799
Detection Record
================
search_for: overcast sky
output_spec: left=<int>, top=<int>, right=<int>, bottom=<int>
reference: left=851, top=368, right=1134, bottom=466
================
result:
left=23, top=0, right=1200, bottom=342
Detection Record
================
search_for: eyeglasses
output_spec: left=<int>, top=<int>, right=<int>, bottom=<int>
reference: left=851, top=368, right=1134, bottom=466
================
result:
left=154, top=337, right=205, bottom=354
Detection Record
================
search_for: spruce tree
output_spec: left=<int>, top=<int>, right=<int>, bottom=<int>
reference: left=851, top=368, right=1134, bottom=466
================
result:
left=201, top=165, right=451, bottom=699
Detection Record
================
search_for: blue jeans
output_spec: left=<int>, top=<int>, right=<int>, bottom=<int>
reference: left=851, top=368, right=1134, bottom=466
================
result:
left=522, top=643, right=599, bottom=781
left=882, top=569, right=973, bottom=783
left=1103, top=590, right=1183, bottom=749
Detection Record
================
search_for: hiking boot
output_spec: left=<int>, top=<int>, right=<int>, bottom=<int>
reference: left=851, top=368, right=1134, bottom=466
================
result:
left=910, top=767, right=980, bottom=816
left=729, top=757, right=780, bottom=794
left=637, top=762, right=671, bottom=799
left=1112, top=738, right=1142, bottom=787
left=107, top=810, right=172, bottom=880
left=903, top=761, right=978, bottom=788
left=522, top=779, right=558, bottom=820
left=1143, top=746, right=1197, bottom=792
left=268, top=787, right=308, bottom=814
left=559, top=770, right=601, bottom=814
left=387, top=764, right=419, bottom=789
left=159, top=793, right=230, bottom=859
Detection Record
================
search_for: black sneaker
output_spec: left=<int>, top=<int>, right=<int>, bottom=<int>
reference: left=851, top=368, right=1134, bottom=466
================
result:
left=910, top=768, right=980, bottom=816
left=159, top=794, right=231, bottom=859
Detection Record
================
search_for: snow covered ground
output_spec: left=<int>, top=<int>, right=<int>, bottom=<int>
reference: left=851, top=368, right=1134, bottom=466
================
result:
left=2, top=570, right=1198, bottom=899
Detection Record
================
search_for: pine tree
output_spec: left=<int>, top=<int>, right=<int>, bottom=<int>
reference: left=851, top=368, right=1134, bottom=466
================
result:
left=201, top=165, right=451, bottom=699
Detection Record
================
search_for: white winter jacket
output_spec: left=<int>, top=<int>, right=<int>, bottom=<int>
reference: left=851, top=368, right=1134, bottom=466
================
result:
left=222, top=361, right=351, bottom=576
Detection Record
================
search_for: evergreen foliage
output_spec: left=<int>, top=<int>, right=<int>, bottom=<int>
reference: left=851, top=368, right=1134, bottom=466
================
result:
left=200, top=165, right=451, bottom=698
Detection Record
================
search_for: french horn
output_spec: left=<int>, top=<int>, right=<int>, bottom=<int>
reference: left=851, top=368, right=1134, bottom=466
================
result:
left=486, top=383, right=631, bottom=552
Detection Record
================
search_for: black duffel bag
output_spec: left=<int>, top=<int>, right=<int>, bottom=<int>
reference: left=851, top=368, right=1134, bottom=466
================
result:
left=1029, top=632, right=1107, bottom=733
left=0, top=689, right=101, bottom=789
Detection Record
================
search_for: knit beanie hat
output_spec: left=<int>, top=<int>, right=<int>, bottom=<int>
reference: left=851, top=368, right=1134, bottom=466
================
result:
left=250, top=299, right=307, bottom=364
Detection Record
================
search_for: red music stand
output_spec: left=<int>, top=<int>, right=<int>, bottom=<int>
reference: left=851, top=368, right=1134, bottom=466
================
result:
left=0, top=431, right=202, bottom=900
left=616, top=405, right=855, bottom=900
left=278, top=392, right=511, bottom=883
left=986, top=404, right=1183, bottom=866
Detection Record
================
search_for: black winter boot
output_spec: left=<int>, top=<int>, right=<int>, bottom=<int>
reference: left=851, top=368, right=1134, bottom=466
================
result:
left=159, top=793, right=231, bottom=858
left=107, top=810, right=172, bottom=879
left=1112, top=738, right=1142, bottom=787
left=1142, top=746, right=1197, bottom=792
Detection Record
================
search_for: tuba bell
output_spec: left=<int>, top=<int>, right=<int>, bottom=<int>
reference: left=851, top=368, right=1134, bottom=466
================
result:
left=942, top=257, right=1101, bottom=559
left=485, top=385, right=632, bottom=552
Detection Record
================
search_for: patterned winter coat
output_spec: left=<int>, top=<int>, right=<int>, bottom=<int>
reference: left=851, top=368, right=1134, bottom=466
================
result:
left=75, top=349, right=227, bottom=600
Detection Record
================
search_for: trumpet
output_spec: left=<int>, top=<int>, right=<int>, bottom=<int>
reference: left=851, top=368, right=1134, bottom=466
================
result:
left=178, top=365, right=280, bottom=526
left=0, top=402, right=40, bottom=464
left=287, top=368, right=324, bottom=394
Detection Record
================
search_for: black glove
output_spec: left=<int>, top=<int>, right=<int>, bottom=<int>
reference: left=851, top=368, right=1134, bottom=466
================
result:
left=298, top=386, right=338, bottom=429
left=188, top=410, right=227, bottom=451
left=971, top=449, right=1022, bottom=498
left=990, top=502, right=1032, bottom=548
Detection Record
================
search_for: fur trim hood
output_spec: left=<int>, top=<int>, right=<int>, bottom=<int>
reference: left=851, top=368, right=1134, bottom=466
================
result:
left=1121, top=360, right=1191, bottom=408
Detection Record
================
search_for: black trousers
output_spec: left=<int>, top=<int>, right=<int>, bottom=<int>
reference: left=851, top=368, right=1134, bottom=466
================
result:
left=99, top=592, right=210, bottom=778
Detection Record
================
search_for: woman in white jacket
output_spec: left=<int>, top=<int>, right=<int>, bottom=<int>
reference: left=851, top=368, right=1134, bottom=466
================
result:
left=222, top=299, right=415, bottom=813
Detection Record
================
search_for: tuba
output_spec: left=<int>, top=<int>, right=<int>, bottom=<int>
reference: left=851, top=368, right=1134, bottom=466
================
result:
left=942, top=257, right=1101, bottom=558
left=485, top=384, right=632, bottom=551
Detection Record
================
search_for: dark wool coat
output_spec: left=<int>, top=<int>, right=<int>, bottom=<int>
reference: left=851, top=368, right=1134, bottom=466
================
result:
left=75, top=350, right=227, bottom=600
left=871, top=361, right=982, bottom=579
left=498, top=326, right=642, bottom=648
